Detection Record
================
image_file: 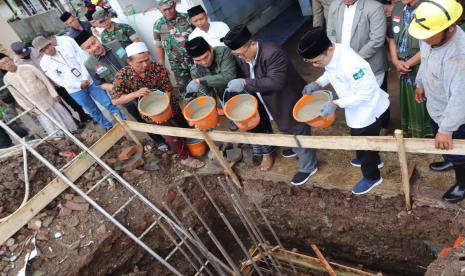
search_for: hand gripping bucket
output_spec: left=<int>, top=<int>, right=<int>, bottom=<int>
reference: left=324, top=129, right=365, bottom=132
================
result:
left=182, top=96, right=219, bottom=130
left=292, top=90, right=336, bottom=129
left=138, top=90, right=173, bottom=124
left=223, top=94, right=261, bottom=131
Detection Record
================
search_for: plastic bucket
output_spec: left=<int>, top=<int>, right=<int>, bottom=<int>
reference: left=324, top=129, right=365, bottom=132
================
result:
left=186, top=139, right=207, bottom=157
left=183, top=96, right=219, bottom=130
left=224, top=94, right=260, bottom=131
left=138, top=92, right=173, bottom=124
left=292, top=90, right=336, bottom=129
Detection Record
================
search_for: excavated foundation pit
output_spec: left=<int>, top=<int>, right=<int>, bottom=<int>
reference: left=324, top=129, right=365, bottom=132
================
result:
left=24, top=171, right=465, bottom=276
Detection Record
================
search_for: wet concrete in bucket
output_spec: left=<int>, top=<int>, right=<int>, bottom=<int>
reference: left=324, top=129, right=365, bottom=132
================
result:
left=140, top=95, right=169, bottom=115
left=295, top=93, right=328, bottom=122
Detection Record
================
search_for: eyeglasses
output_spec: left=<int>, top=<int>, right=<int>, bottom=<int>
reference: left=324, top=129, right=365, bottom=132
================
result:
left=232, top=43, right=252, bottom=58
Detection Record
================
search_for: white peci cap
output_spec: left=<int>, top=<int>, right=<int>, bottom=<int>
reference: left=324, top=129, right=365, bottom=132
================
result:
left=125, top=42, right=149, bottom=58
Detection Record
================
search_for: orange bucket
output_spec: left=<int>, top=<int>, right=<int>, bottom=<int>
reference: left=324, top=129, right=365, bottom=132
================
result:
left=224, top=94, right=260, bottom=131
left=292, top=90, right=336, bottom=129
left=183, top=96, right=219, bottom=130
left=186, top=139, right=207, bottom=157
left=138, top=92, right=173, bottom=124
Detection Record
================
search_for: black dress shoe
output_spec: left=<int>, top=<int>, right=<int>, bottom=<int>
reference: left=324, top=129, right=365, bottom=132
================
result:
left=429, top=161, right=454, bottom=172
left=442, top=184, right=465, bottom=203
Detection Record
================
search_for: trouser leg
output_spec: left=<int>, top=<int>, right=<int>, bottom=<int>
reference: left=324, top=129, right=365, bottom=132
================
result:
left=55, top=85, right=91, bottom=122
left=350, top=117, right=382, bottom=180
left=70, top=89, right=113, bottom=129
left=248, top=96, right=275, bottom=156
left=380, top=72, right=390, bottom=129
left=0, top=126, right=12, bottom=148
left=87, top=84, right=126, bottom=120
left=284, top=124, right=317, bottom=173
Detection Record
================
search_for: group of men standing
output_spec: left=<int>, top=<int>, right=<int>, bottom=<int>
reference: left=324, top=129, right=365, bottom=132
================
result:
left=1, top=0, right=464, bottom=203
left=307, top=0, right=465, bottom=202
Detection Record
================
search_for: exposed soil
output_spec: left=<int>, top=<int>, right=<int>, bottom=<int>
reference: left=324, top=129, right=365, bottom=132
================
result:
left=1, top=135, right=462, bottom=276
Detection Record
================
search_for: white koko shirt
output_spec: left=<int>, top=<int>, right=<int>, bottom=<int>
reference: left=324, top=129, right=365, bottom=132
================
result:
left=40, top=41, right=92, bottom=94
left=188, top=21, right=230, bottom=47
left=316, top=44, right=389, bottom=129
left=340, top=1, right=358, bottom=47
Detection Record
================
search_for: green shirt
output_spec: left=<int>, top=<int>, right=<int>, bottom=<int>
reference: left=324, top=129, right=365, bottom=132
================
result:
left=190, top=46, right=237, bottom=98
left=85, top=41, right=128, bottom=84
left=101, top=23, right=137, bottom=48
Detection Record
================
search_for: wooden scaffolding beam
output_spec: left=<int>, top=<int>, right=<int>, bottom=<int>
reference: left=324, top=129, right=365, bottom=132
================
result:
left=0, top=124, right=125, bottom=244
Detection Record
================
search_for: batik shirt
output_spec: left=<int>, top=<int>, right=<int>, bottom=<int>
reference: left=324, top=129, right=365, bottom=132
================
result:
left=101, top=23, right=137, bottom=48
left=153, top=13, right=194, bottom=75
left=112, top=62, right=174, bottom=101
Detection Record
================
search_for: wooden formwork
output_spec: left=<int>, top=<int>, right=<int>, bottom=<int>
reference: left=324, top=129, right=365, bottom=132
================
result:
left=241, top=244, right=381, bottom=276
left=2, top=120, right=465, bottom=245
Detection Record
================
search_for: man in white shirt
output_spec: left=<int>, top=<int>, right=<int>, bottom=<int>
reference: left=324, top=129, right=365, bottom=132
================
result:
left=32, top=36, right=125, bottom=130
left=327, top=0, right=390, bottom=132
left=187, top=5, right=230, bottom=47
left=298, top=26, right=390, bottom=195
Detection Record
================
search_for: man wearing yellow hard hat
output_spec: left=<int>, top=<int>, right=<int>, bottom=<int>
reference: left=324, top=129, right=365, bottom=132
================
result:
left=409, top=0, right=465, bottom=203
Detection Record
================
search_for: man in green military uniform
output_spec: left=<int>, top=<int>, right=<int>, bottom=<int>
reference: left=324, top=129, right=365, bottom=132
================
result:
left=74, top=31, right=167, bottom=150
left=94, top=10, right=140, bottom=48
left=153, top=0, right=194, bottom=94
left=185, top=37, right=236, bottom=100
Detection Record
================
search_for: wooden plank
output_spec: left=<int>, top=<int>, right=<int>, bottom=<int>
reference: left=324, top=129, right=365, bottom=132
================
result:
left=0, top=124, right=125, bottom=245
left=201, top=132, right=242, bottom=190
left=395, top=130, right=412, bottom=210
left=126, top=121, right=465, bottom=155
left=310, top=244, right=336, bottom=276
left=114, top=114, right=142, bottom=146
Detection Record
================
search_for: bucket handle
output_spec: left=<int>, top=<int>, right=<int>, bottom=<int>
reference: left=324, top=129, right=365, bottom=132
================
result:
left=221, top=89, right=235, bottom=108
left=185, top=90, right=216, bottom=106
left=322, top=90, right=333, bottom=101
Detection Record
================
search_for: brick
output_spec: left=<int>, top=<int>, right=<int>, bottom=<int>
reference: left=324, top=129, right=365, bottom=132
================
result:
left=106, top=158, right=118, bottom=165
left=118, top=145, right=138, bottom=161
left=122, top=157, right=144, bottom=173
left=72, top=196, right=87, bottom=203
left=64, top=200, right=90, bottom=212
left=58, top=204, right=72, bottom=217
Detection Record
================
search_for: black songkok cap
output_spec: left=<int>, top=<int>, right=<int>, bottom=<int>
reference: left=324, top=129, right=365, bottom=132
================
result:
left=186, top=37, right=210, bottom=57
left=220, top=24, right=251, bottom=50
left=74, top=31, right=93, bottom=46
left=59, top=11, right=72, bottom=22
left=297, top=26, right=332, bottom=59
left=187, top=5, right=205, bottom=18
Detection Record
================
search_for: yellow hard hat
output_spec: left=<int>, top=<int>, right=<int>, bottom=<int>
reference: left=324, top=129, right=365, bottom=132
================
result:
left=408, top=0, right=463, bottom=39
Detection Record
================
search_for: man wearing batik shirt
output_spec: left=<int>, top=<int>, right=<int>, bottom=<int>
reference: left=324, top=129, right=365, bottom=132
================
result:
left=95, top=10, right=140, bottom=48
left=112, top=42, right=204, bottom=169
left=153, top=0, right=194, bottom=93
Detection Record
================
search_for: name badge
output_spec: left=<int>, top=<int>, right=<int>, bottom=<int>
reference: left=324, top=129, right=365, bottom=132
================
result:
left=71, top=68, right=82, bottom=77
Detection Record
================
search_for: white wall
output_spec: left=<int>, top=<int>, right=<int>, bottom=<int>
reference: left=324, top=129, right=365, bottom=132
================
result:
left=0, top=17, right=20, bottom=55
left=0, top=1, right=15, bottom=20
